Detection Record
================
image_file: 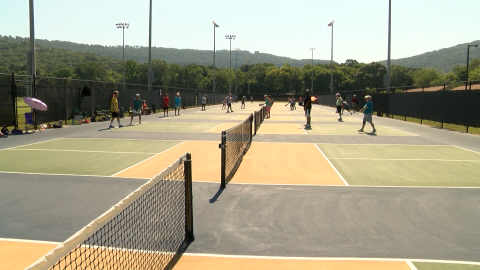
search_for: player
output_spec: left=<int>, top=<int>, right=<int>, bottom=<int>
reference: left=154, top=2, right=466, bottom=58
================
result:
left=109, top=91, right=123, bottom=128
left=130, top=93, right=142, bottom=125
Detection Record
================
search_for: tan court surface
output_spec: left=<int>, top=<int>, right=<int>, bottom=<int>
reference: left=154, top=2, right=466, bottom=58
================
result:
left=205, top=123, right=241, bottom=133
left=173, top=255, right=412, bottom=270
left=0, top=240, right=58, bottom=270
left=256, top=123, right=306, bottom=135
left=114, top=141, right=220, bottom=182
left=263, top=116, right=296, bottom=121
left=231, top=143, right=345, bottom=185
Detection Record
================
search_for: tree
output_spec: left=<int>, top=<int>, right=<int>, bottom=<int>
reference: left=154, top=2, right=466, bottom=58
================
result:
left=413, top=68, right=442, bottom=85
left=355, top=62, right=387, bottom=88
left=390, top=65, right=414, bottom=86
left=74, top=61, right=107, bottom=81
left=51, top=68, right=74, bottom=78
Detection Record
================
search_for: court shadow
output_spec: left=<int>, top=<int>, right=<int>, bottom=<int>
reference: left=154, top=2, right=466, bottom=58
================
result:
left=209, top=187, right=225, bottom=203
left=365, top=132, right=377, bottom=136
left=165, top=240, right=192, bottom=270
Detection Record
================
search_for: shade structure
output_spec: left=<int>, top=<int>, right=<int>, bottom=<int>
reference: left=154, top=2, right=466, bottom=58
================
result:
left=24, top=98, right=48, bottom=111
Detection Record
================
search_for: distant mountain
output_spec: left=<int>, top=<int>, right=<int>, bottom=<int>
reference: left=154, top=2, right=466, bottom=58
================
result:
left=381, top=40, right=480, bottom=73
left=30, top=37, right=331, bottom=68
left=3, top=35, right=479, bottom=72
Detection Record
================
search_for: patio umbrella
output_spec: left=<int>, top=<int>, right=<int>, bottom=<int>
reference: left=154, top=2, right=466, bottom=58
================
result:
left=24, top=98, right=48, bottom=111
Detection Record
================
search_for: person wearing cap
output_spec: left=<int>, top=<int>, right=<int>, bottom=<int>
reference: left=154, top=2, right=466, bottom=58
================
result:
left=335, top=93, right=344, bottom=121
left=303, top=89, right=312, bottom=128
left=264, top=94, right=272, bottom=118
left=163, top=93, right=170, bottom=117
left=130, top=93, right=142, bottom=125
left=358, top=95, right=376, bottom=133
left=352, top=94, right=358, bottom=113
left=201, top=94, right=207, bottom=111
left=174, top=92, right=182, bottom=116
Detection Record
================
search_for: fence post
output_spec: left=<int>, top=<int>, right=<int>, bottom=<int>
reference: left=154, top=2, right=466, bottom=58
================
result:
left=466, top=87, right=470, bottom=133
left=184, top=153, right=195, bottom=241
left=441, top=84, right=445, bottom=129
left=421, top=85, right=424, bottom=125
left=11, top=72, right=19, bottom=130
left=33, top=74, right=37, bottom=130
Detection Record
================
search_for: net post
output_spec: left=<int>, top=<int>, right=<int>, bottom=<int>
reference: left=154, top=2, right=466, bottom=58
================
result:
left=220, top=131, right=226, bottom=188
left=250, top=114, right=253, bottom=142
left=253, top=111, right=257, bottom=135
left=184, top=153, right=195, bottom=241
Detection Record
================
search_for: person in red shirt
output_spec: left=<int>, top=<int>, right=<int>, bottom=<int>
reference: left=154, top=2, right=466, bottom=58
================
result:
left=352, top=94, right=358, bottom=113
left=163, top=93, right=170, bottom=117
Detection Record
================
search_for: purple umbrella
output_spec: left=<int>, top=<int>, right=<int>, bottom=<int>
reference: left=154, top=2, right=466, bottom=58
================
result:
left=24, top=98, right=48, bottom=111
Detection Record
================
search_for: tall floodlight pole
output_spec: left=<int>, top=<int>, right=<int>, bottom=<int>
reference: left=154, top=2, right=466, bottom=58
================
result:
left=235, top=48, right=240, bottom=94
left=466, top=45, right=478, bottom=82
left=148, top=0, right=153, bottom=91
left=328, top=20, right=334, bottom=94
left=213, top=21, right=219, bottom=92
left=385, top=0, right=392, bottom=93
left=225, top=35, right=236, bottom=93
left=245, top=59, right=251, bottom=94
left=29, top=0, right=35, bottom=80
left=310, top=48, right=315, bottom=94
left=116, top=23, right=129, bottom=90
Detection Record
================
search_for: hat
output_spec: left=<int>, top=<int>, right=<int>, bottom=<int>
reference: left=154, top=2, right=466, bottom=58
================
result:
left=136, top=94, right=140, bottom=97
left=364, top=95, right=371, bottom=99
left=335, top=93, right=340, bottom=96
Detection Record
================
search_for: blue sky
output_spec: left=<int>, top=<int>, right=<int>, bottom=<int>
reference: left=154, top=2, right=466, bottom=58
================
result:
left=1, top=0, right=479, bottom=64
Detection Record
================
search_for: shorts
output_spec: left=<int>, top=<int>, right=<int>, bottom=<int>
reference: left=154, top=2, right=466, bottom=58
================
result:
left=336, top=105, right=342, bottom=112
left=305, top=109, right=311, bottom=118
left=111, top=111, right=119, bottom=118
left=266, top=105, right=271, bottom=113
left=175, top=106, right=180, bottom=110
left=163, top=106, right=169, bottom=111
left=227, top=103, right=232, bottom=107
left=132, top=109, right=141, bottom=116
left=352, top=103, right=357, bottom=109
left=202, top=103, right=206, bottom=105
left=363, top=113, right=373, bottom=123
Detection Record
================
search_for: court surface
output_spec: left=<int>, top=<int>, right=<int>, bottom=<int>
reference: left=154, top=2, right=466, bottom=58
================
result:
left=1, top=101, right=480, bottom=270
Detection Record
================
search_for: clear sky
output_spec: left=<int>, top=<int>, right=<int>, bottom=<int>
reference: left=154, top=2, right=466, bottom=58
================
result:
left=1, top=0, right=479, bottom=64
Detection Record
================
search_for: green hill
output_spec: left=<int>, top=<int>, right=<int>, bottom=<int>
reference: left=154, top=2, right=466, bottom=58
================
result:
left=381, top=40, right=480, bottom=73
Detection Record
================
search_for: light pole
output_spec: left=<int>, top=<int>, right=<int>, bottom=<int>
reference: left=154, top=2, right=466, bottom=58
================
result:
left=328, top=20, right=334, bottom=94
left=148, top=0, right=153, bottom=91
left=213, top=21, right=219, bottom=92
left=245, top=59, right=251, bottom=94
left=466, top=45, right=478, bottom=82
left=235, top=48, right=240, bottom=94
left=385, top=0, right=392, bottom=93
left=225, top=35, right=236, bottom=93
left=310, top=48, right=315, bottom=95
left=116, top=23, right=129, bottom=90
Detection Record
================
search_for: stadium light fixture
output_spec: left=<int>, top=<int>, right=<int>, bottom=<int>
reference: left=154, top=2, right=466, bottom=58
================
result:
left=213, top=21, right=219, bottom=92
left=328, top=20, right=334, bottom=94
left=116, top=23, right=129, bottom=90
left=225, top=35, right=236, bottom=93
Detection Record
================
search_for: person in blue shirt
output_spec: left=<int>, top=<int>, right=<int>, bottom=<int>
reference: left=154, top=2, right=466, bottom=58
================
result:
left=358, top=95, right=376, bottom=133
left=130, top=93, right=142, bottom=125
left=174, top=93, right=182, bottom=116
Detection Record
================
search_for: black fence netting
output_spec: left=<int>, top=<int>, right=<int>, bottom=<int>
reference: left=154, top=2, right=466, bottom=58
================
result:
left=0, top=81, right=16, bottom=127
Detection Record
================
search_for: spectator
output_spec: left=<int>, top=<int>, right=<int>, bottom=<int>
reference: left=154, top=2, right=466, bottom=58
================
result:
left=163, top=93, right=169, bottom=117
left=352, top=94, right=358, bottom=113
left=174, top=93, right=182, bottom=116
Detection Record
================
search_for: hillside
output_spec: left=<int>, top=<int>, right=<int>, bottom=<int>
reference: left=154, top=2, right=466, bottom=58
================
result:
left=381, top=40, right=480, bottom=73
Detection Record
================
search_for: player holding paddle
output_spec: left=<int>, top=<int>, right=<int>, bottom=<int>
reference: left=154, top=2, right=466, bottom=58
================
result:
left=130, top=93, right=142, bottom=125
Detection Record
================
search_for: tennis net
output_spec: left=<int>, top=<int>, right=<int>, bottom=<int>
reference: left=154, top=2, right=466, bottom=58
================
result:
left=220, top=114, right=253, bottom=187
left=254, top=106, right=265, bottom=135
left=27, top=153, right=194, bottom=270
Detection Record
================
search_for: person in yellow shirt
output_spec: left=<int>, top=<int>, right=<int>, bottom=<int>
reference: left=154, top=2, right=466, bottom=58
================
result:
left=109, top=91, right=123, bottom=128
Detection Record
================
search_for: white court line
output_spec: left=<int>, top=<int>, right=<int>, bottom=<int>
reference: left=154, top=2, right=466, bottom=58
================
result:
left=406, top=261, right=418, bottom=270
left=0, top=238, right=61, bottom=245
left=328, top=158, right=480, bottom=162
left=65, top=137, right=217, bottom=143
left=314, top=144, right=349, bottom=186
left=0, top=138, right=62, bottom=151
left=379, top=125, right=418, bottom=136
left=224, top=181, right=480, bottom=189
left=0, top=170, right=149, bottom=179
left=110, top=141, right=186, bottom=177
left=7, top=148, right=157, bottom=155
left=453, top=145, right=480, bottom=155
left=204, top=123, right=225, bottom=133
left=298, top=124, right=308, bottom=135
left=181, top=253, right=480, bottom=265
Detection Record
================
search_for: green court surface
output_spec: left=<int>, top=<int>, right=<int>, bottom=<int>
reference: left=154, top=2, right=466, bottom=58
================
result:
left=318, top=144, right=480, bottom=187
left=305, top=125, right=413, bottom=136
left=108, top=121, right=224, bottom=132
left=414, top=262, right=480, bottom=270
left=0, top=139, right=181, bottom=176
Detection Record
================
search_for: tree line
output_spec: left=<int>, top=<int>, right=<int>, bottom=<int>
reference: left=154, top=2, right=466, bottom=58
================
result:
left=1, top=35, right=479, bottom=94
